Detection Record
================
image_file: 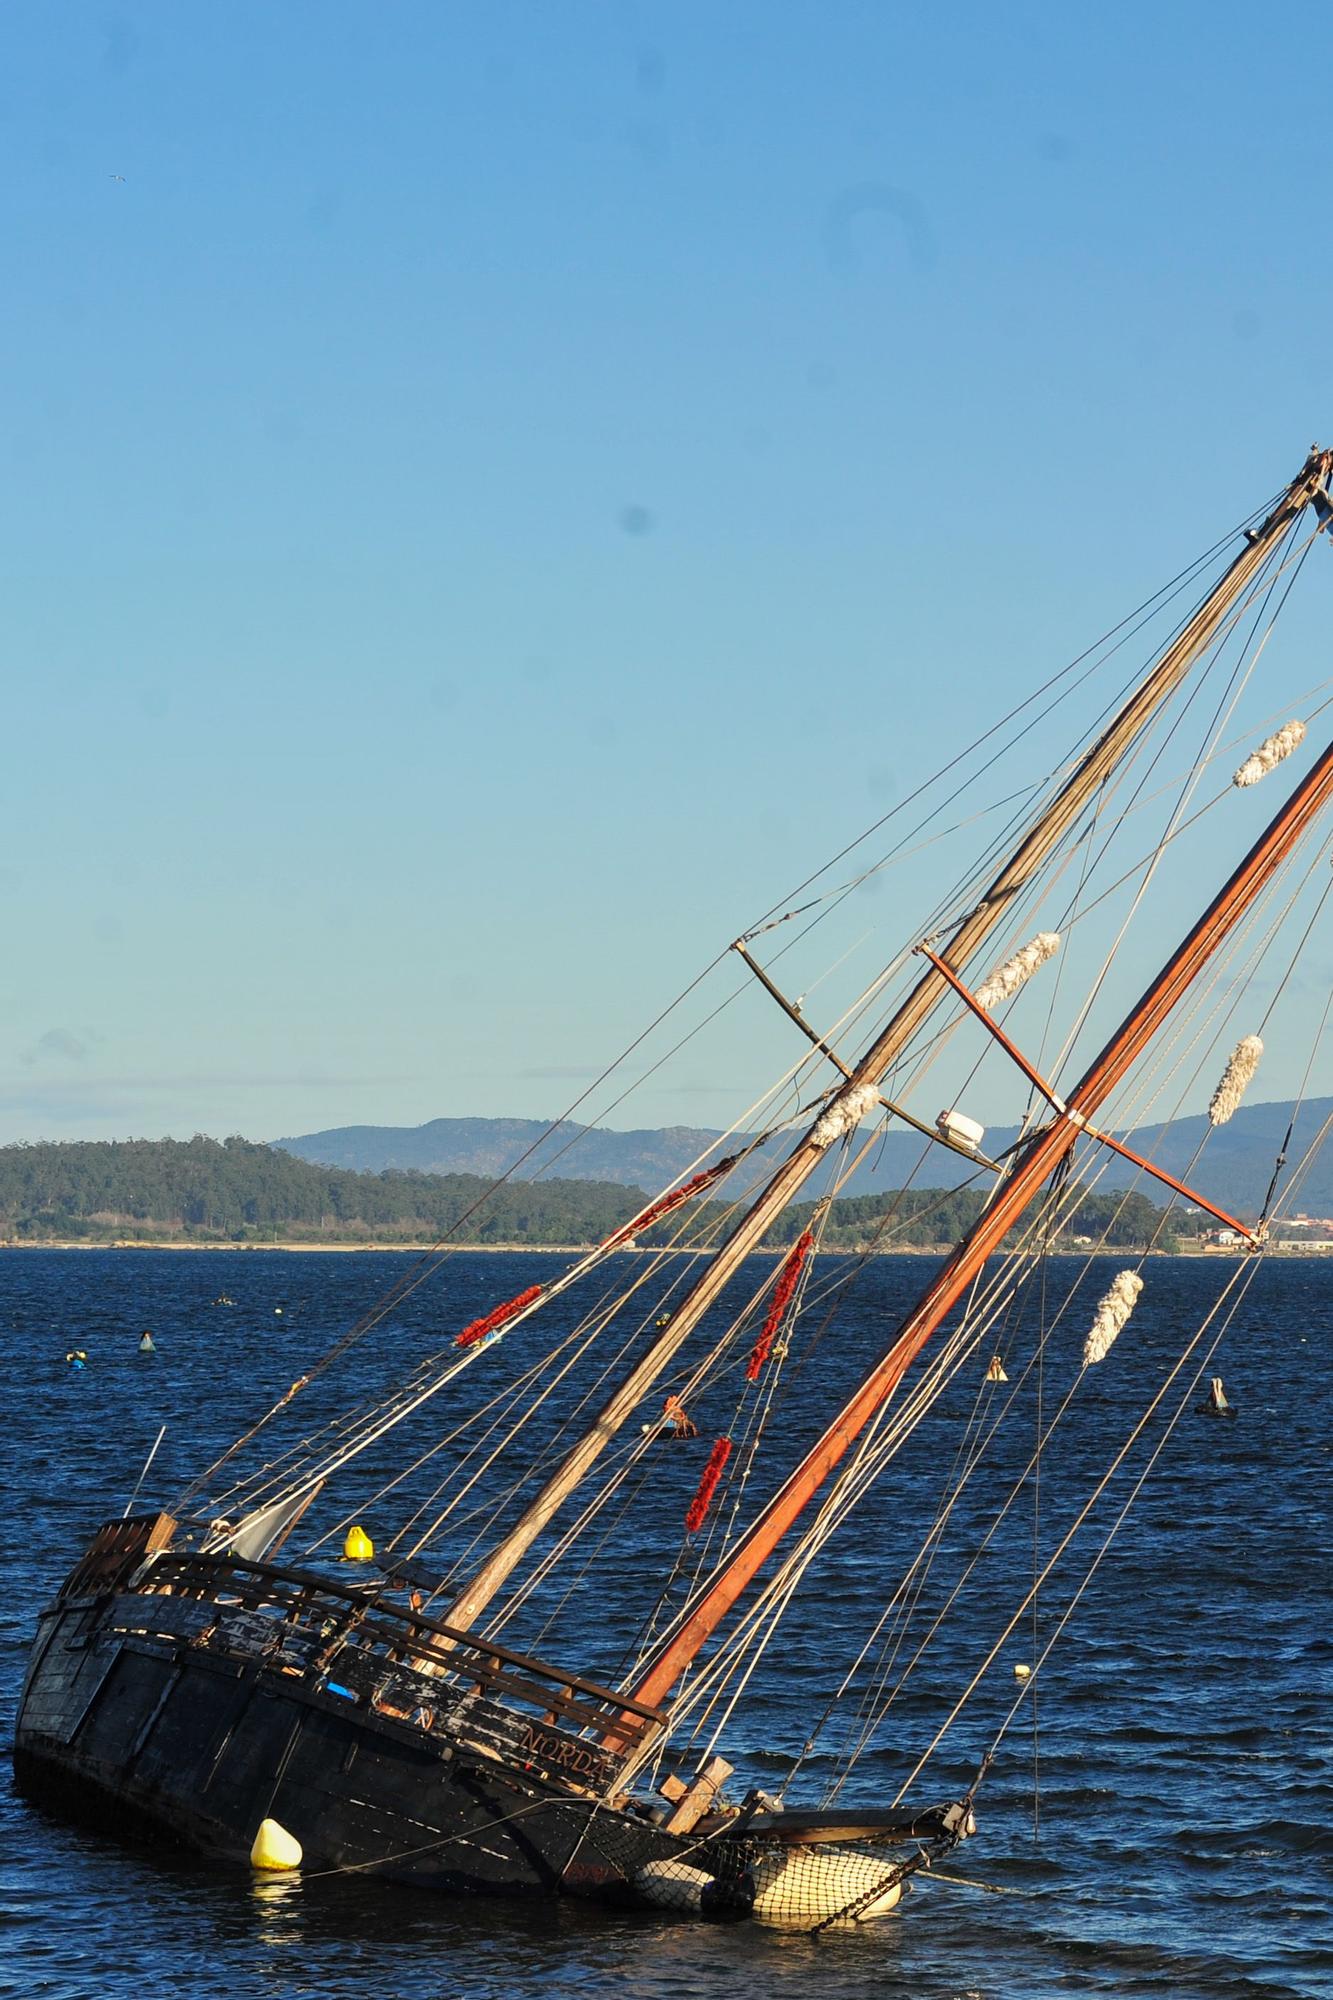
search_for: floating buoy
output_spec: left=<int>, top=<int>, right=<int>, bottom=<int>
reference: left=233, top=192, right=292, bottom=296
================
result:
left=138, top=1331, right=156, bottom=1354
left=749, top=1844, right=904, bottom=1923
left=343, top=1524, right=374, bottom=1562
left=250, top=1818, right=302, bottom=1871
left=633, top=1858, right=715, bottom=1914
left=274, top=1306, right=284, bottom=1316
left=984, top=1354, right=1008, bottom=1384
left=1013, top=1661, right=1032, bottom=1681
left=1200, top=1374, right=1239, bottom=1419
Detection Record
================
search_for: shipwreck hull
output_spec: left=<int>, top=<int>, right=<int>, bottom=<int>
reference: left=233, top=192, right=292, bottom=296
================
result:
left=15, top=1519, right=963, bottom=1923
left=13, top=1521, right=685, bottom=1901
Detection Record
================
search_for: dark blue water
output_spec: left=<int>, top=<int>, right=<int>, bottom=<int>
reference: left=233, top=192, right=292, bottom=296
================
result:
left=2, top=1249, right=1329, bottom=1999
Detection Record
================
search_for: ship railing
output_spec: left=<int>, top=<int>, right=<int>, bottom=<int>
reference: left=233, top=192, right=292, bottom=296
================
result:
left=133, top=1550, right=666, bottom=1771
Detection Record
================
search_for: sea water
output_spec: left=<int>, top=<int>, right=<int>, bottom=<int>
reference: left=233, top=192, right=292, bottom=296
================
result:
left=1, top=1249, right=1328, bottom=2000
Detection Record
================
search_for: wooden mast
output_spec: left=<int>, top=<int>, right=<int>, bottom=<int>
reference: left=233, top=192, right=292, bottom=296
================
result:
left=626, top=730, right=1333, bottom=1711
left=444, top=448, right=1332, bottom=1635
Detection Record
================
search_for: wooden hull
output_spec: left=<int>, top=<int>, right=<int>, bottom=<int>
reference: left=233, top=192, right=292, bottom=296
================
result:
left=13, top=1528, right=958, bottom=1921
left=13, top=1570, right=684, bottom=1902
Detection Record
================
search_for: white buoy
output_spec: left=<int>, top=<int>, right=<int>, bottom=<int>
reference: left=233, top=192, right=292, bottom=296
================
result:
left=250, top=1818, right=302, bottom=1870
left=749, top=1844, right=904, bottom=1923
left=633, top=1859, right=714, bottom=1914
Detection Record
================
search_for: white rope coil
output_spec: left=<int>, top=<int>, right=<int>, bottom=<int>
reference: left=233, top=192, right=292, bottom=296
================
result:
left=810, top=1081, right=880, bottom=1151
left=1082, top=1270, right=1142, bottom=1368
left=975, top=932, right=1060, bottom=1011
left=1233, top=719, right=1306, bottom=788
left=1208, top=1033, right=1263, bottom=1126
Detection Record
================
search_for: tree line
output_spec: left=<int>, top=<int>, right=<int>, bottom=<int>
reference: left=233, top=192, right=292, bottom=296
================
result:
left=766, top=1185, right=1205, bottom=1254
left=0, top=1136, right=639, bottom=1245
left=0, top=1136, right=1202, bottom=1253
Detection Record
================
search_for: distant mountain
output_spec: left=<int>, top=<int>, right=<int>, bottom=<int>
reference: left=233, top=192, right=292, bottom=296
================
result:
left=273, top=1118, right=729, bottom=1192
left=275, top=1098, right=1333, bottom=1216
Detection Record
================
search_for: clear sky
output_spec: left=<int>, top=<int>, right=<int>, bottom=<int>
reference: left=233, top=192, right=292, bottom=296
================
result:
left=5, top=2, right=1333, bottom=1146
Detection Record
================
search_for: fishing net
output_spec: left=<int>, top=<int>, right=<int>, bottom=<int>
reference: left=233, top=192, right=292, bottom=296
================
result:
left=609, top=1794, right=976, bottom=1927
left=628, top=1828, right=930, bottom=1926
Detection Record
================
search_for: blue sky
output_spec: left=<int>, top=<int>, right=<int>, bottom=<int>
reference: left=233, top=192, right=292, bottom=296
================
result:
left=5, top=3, right=1333, bottom=1146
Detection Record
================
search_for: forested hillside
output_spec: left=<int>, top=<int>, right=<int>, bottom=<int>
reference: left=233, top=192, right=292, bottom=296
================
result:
left=770, top=1186, right=1205, bottom=1253
left=0, top=1136, right=1204, bottom=1253
left=0, top=1137, right=640, bottom=1245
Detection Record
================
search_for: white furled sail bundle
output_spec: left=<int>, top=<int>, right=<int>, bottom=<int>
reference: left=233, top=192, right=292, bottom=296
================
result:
left=974, top=931, right=1060, bottom=1011
left=810, top=1080, right=880, bottom=1150
left=1208, top=1033, right=1263, bottom=1126
left=1233, top=719, right=1306, bottom=788
left=1082, top=1269, right=1143, bottom=1368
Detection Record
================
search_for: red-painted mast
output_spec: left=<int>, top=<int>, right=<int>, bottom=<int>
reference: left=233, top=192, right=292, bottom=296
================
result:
left=626, top=732, right=1333, bottom=1713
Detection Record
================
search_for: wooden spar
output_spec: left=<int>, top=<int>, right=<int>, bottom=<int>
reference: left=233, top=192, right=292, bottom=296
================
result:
left=443, top=449, right=1333, bottom=1636
left=731, top=941, right=854, bottom=1076
left=624, top=732, right=1333, bottom=1713
left=919, top=946, right=1261, bottom=1240
left=734, top=941, right=1002, bottom=1170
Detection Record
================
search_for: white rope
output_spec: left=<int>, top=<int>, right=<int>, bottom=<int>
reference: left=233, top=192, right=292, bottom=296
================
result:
left=1208, top=1034, right=1263, bottom=1126
left=974, top=932, right=1061, bottom=1011
left=1082, top=1270, right=1143, bottom=1368
left=1233, top=718, right=1306, bottom=787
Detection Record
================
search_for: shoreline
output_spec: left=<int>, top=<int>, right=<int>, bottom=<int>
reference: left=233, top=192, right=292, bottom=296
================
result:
left=1, top=1238, right=1319, bottom=1257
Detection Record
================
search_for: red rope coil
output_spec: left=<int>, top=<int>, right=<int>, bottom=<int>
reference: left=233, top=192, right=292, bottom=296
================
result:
left=746, top=1229, right=813, bottom=1381
left=454, top=1284, right=543, bottom=1349
left=605, top=1154, right=740, bottom=1249
left=685, top=1436, right=733, bottom=1534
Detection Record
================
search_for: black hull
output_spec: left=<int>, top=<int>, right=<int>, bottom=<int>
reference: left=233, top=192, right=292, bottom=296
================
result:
left=15, top=1525, right=964, bottom=1925
left=12, top=1535, right=694, bottom=1904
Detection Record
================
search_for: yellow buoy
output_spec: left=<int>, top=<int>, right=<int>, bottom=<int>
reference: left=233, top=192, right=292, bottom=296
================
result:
left=250, top=1818, right=303, bottom=1871
left=343, top=1524, right=374, bottom=1562
left=1013, top=1661, right=1032, bottom=1681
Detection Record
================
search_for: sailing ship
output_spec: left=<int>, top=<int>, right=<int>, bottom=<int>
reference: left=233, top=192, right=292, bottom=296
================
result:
left=15, top=446, right=1333, bottom=1927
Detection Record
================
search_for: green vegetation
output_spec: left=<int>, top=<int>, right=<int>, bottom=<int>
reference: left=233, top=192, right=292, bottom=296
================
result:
left=0, top=1136, right=641, bottom=1245
left=766, top=1186, right=1206, bottom=1255
left=0, top=1136, right=1208, bottom=1253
